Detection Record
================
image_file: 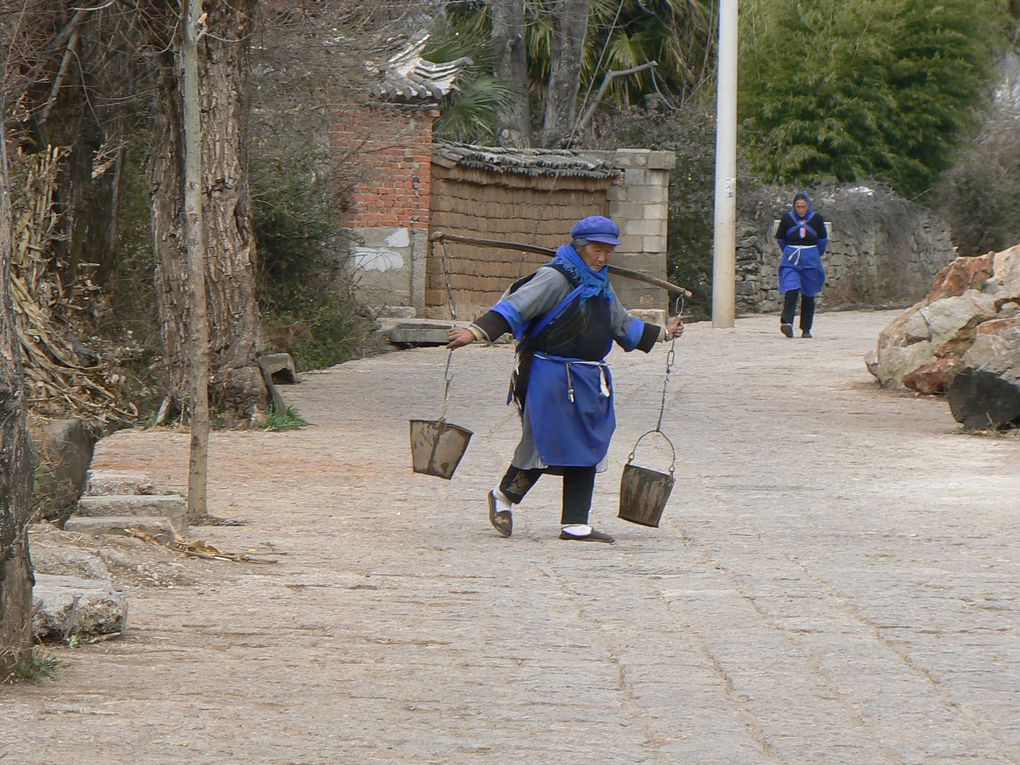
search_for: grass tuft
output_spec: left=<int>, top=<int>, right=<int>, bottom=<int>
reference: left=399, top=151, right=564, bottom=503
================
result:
left=262, top=405, right=308, bottom=432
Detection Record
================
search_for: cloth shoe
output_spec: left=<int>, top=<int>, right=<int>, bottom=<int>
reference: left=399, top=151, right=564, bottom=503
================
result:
left=559, top=526, right=614, bottom=544
left=487, top=490, right=513, bottom=537
left=780, top=323, right=793, bottom=338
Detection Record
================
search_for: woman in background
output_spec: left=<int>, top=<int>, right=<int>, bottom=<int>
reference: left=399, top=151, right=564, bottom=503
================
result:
left=775, top=192, right=827, bottom=338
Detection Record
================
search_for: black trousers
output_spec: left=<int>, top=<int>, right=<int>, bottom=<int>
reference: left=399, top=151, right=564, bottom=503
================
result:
left=781, top=290, right=816, bottom=331
left=499, top=464, right=596, bottom=525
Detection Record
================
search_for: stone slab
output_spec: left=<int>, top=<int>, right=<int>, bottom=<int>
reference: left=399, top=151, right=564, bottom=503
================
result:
left=76, top=494, right=187, bottom=531
left=85, top=469, right=156, bottom=496
left=63, top=515, right=181, bottom=539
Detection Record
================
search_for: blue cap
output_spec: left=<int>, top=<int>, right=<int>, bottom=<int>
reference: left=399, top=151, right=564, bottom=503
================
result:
left=570, top=215, right=621, bottom=246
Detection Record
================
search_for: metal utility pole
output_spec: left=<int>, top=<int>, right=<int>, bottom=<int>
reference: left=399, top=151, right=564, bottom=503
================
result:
left=712, top=0, right=738, bottom=328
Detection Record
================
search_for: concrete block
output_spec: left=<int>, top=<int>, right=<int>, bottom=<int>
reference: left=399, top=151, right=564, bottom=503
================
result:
left=626, top=186, right=669, bottom=204
left=86, top=470, right=156, bottom=496
left=647, top=151, right=677, bottom=171
left=76, top=494, right=187, bottom=531
left=643, top=235, right=668, bottom=252
left=617, top=235, right=643, bottom=252
left=624, top=168, right=649, bottom=186
left=643, top=204, right=668, bottom=221
left=64, top=515, right=180, bottom=538
left=614, top=149, right=649, bottom=167
left=610, top=201, right=646, bottom=221
left=623, top=219, right=663, bottom=237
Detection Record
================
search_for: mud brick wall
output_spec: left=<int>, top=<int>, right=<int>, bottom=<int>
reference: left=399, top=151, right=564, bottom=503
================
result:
left=426, top=167, right=614, bottom=320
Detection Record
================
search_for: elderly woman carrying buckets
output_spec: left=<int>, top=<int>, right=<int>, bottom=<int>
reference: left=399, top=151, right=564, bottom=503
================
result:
left=447, top=216, right=684, bottom=544
left=775, top=192, right=827, bottom=338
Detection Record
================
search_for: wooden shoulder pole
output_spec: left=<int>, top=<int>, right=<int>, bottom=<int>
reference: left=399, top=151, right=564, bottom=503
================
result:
left=429, top=231, right=692, bottom=297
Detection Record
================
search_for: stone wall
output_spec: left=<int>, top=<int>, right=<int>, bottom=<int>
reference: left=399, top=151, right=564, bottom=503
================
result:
left=736, top=186, right=956, bottom=313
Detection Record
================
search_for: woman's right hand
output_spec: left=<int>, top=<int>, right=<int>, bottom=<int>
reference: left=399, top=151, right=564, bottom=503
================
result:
left=447, top=327, right=477, bottom=349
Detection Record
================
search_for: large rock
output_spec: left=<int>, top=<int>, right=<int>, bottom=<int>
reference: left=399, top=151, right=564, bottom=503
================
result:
left=32, top=574, right=128, bottom=642
left=869, top=246, right=1020, bottom=393
left=27, top=417, right=99, bottom=517
left=927, top=251, right=996, bottom=301
left=947, top=350, right=1020, bottom=429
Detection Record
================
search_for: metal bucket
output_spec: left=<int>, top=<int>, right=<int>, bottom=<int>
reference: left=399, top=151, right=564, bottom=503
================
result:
left=618, top=430, right=675, bottom=528
left=409, top=418, right=473, bottom=480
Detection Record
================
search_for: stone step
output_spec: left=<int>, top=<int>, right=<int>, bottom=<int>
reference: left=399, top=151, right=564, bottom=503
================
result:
left=85, top=469, right=156, bottom=496
left=76, top=494, right=187, bottom=531
left=383, top=319, right=453, bottom=346
left=63, top=515, right=181, bottom=538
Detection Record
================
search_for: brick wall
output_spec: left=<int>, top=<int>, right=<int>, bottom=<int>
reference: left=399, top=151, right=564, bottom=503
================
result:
left=426, top=166, right=614, bottom=320
left=332, top=105, right=436, bottom=229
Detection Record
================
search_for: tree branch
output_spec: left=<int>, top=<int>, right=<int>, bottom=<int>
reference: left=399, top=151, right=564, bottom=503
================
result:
left=36, top=8, right=88, bottom=124
left=572, top=60, right=658, bottom=140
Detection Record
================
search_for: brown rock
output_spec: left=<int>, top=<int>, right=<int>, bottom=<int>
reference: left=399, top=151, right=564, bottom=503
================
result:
left=926, top=252, right=995, bottom=302
left=902, top=356, right=963, bottom=394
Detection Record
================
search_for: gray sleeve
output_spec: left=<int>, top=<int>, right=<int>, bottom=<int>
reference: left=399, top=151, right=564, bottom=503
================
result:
left=609, top=298, right=632, bottom=337
left=503, top=267, right=572, bottom=322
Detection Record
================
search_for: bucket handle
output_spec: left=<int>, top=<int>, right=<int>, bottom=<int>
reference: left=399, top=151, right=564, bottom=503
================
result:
left=625, top=429, right=676, bottom=477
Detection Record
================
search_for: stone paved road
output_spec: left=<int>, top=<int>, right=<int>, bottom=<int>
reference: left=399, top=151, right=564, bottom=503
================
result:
left=3, top=310, right=1019, bottom=765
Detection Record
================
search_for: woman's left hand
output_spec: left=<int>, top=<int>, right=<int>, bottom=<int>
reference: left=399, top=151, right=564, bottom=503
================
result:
left=666, top=314, right=685, bottom=340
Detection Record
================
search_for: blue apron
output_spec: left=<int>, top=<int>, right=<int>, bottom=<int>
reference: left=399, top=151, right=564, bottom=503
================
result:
left=779, top=244, right=825, bottom=297
left=525, top=353, right=616, bottom=466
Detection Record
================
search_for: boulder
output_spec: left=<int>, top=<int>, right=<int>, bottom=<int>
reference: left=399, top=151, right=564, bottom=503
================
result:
left=27, top=417, right=98, bottom=516
left=902, top=357, right=964, bottom=394
left=962, top=316, right=1020, bottom=369
left=947, top=350, right=1020, bottom=429
left=32, top=574, right=128, bottom=642
left=921, top=290, right=998, bottom=356
left=869, top=247, right=1020, bottom=392
left=927, top=251, right=996, bottom=301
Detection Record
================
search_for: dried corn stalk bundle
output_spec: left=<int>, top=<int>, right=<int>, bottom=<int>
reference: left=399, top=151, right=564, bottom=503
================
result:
left=11, top=147, right=138, bottom=424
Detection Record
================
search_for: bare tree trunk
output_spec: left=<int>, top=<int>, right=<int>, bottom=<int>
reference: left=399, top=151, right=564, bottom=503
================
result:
left=490, top=0, right=530, bottom=147
left=183, top=0, right=210, bottom=522
left=0, top=116, right=36, bottom=681
left=152, top=0, right=266, bottom=428
left=539, top=0, right=589, bottom=148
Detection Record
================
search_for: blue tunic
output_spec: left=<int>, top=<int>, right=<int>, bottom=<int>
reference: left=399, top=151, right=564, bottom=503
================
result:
left=775, top=199, right=827, bottom=298
left=488, top=245, right=648, bottom=469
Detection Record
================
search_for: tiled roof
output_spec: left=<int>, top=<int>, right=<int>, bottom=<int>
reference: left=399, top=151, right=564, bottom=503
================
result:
left=433, top=142, right=621, bottom=180
left=370, top=32, right=471, bottom=105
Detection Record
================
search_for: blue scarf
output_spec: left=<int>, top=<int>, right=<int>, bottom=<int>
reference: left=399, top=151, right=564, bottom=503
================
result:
left=550, top=243, right=616, bottom=303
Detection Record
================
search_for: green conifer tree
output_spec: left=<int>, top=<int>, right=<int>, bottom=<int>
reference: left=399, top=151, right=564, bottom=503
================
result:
left=741, top=0, right=1005, bottom=197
